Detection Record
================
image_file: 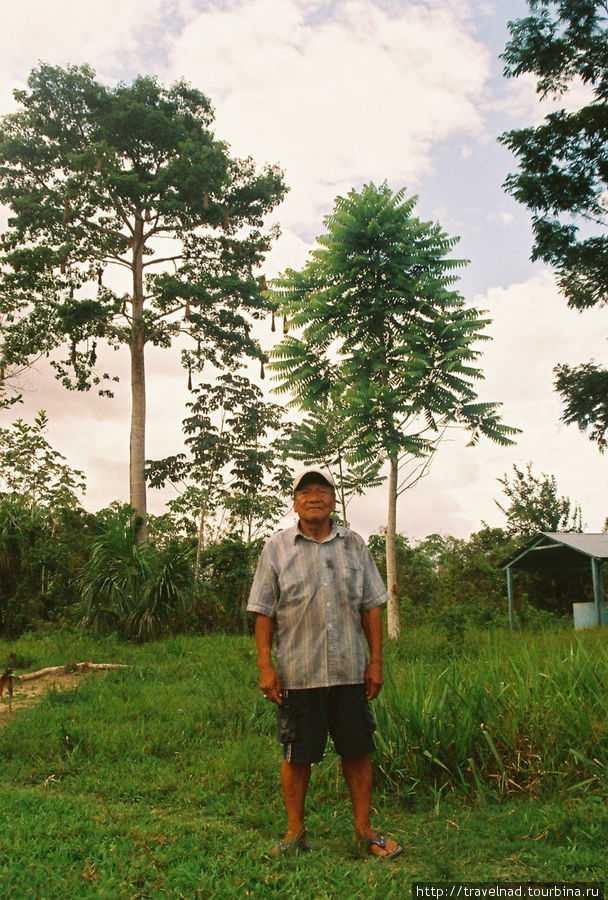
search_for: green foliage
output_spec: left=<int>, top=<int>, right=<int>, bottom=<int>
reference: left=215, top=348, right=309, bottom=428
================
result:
left=368, top=531, right=438, bottom=610
left=377, top=627, right=608, bottom=799
left=369, top=527, right=519, bottom=630
left=554, top=361, right=608, bottom=452
left=0, top=63, right=286, bottom=379
left=0, top=497, right=93, bottom=636
left=147, top=372, right=292, bottom=556
left=0, top=631, right=606, bottom=895
left=0, top=411, right=89, bottom=635
left=496, top=461, right=583, bottom=537
left=0, top=409, right=86, bottom=508
left=273, top=182, right=516, bottom=464
left=0, top=63, right=286, bottom=530
left=195, top=535, right=264, bottom=634
left=78, top=508, right=195, bottom=641
left=500, top=1, right=608, bottom=447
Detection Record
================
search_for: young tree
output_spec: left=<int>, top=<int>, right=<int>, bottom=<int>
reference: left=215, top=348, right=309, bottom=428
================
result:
left=0, top=409, right=86, bottom=510
left=0, top=410, right=88, bottom=633
left=272, top=183, right=517, bottom=637
left=146, top=372, right=292, bottom=571
left=496, top=461, right=583, bottom=538
left=499, top=1, right=608, bottom=449
left=0, top=64, right=286, bottom=540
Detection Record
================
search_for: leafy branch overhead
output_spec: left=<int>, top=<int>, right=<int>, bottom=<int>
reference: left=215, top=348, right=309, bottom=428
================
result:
left=500, top=0, right=608, bottom=450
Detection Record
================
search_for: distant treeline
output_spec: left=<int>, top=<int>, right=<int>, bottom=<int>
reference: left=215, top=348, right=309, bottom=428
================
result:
left=0, top=492, right=594, bottom=641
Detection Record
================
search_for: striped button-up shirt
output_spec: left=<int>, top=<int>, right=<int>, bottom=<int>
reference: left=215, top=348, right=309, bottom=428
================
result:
left=247, top=523, right=388, bottom=689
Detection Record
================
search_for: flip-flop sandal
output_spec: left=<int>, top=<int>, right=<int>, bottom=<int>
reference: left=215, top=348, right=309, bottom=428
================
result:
left=271, top=838, right=311, bottom=855
left=364, top=835, right=403, bottom=860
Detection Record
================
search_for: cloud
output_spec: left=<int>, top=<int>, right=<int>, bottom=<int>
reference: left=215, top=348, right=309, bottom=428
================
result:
left=0, top=0, right=188, bottom=110
left=496, top=70, right=597, bottom=130
left=386, top=269, right=608, bottom=540
left=166, top=0, right=492, bottom=236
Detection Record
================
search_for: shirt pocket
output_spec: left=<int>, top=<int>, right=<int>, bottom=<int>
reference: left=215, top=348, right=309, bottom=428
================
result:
left=343, top=563, right=364, bottom=602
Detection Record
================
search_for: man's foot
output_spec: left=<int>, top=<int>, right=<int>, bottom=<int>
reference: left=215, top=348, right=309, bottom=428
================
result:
left=356, top=829, right=402, bottom=859
left=271, top=827, right=310, bottom=855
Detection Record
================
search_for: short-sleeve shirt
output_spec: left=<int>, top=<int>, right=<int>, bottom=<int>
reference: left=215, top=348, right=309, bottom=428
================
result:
left=247, top=523, right=388, bottom=689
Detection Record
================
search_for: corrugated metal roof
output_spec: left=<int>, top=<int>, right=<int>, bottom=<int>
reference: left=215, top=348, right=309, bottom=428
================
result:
left=542, top=533, right=608, bottom=558
left=503, top=532, right=608, bottom=571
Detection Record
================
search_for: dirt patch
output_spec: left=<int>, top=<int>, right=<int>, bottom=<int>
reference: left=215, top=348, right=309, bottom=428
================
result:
left=0, top=671, right=88, bottom=724
left=0, top=663, right=125, bottom=726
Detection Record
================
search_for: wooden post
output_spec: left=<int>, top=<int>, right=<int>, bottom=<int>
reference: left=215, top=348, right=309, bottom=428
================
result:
left=591, top=558, right=603, bottom=627
left=507, top=566, right=515, bottom=631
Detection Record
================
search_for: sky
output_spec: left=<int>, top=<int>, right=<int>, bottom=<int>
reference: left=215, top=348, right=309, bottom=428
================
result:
left=1, top=0, right=606, bottom=541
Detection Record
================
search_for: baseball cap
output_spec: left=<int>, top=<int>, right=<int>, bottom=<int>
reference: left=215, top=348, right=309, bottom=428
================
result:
left=293, top=468, right=335, bottom=492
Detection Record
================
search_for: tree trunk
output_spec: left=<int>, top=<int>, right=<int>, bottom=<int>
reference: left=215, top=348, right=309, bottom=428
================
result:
left=337, top=453, right=348, bottom=526
left=130, top=215, right=147, bottom=542
left=385, top=454, right=400, bottom=639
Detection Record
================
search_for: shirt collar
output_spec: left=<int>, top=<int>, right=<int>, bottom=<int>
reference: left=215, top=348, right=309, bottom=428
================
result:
left=290, top=521, right=347, bottom=544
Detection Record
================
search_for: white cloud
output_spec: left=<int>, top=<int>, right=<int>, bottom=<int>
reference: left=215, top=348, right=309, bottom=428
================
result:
left=385, top=269, right=608, bottom=540
left=166, top=0, right=492, bottom=234
left=486, top=210, right=515, bottom=226
left=0, top=0, right=188, bottom=111
left=497, top=71, right=597, bottom=129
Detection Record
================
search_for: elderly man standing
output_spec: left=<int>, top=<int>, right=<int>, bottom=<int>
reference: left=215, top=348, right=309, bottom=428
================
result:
left=247, top=468, right=402, bottom=859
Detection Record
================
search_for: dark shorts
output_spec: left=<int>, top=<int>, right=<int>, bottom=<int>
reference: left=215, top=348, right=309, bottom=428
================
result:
left=276, top=684, right=377, bottom=764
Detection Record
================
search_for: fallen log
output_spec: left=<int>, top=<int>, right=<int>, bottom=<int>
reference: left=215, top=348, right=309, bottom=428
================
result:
left=17, top=662, right=127, bottom=682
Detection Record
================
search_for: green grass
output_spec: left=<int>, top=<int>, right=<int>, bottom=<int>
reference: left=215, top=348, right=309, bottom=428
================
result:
left=0, top=627, right=606, bottom=898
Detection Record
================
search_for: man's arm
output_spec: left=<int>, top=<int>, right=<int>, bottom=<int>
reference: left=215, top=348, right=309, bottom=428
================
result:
left=254, top=613, right=283, bottom=705
left=360, top=606, right=384, bottom=700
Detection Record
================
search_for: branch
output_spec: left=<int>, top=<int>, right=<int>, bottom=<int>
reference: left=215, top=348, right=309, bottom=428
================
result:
left=396, top=425, right=448, bottom=496
left=17, top=662, right=128, bottom=682
left=142, top=255, right=183, bottom=269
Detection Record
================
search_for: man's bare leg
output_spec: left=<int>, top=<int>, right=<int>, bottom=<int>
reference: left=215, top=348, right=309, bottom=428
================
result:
left=341, top=754, right=401, bottom=858
left=281, top=759, right=311, bottom=844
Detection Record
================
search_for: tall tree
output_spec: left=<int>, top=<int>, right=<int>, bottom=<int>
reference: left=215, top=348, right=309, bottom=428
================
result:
left=0, top=64, right=286, bottom=540
left=499, top=1, right=608, bottom=449
left=272, top=183, right=517, bottom=638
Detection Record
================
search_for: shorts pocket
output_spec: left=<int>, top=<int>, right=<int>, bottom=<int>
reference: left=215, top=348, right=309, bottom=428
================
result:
left=277, top=703, right=298, bottom=744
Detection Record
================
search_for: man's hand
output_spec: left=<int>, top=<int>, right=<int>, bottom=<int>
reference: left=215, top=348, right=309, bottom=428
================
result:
left=259, top=664, right=283, bottom=705
left=364, top=660, right=383, bottom=700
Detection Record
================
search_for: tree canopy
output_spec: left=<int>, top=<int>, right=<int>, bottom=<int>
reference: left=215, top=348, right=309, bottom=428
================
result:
left=271, top=182, right=517, bottom=637
left=499, top=0, right=608, bottom=450
left=0, top=64, right=287, bottom=538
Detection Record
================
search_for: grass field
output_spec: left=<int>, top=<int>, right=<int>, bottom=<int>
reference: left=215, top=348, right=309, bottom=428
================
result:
left=0, top=626, right=606, bottom=898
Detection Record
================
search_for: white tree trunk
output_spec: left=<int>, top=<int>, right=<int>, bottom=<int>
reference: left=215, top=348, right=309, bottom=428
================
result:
left=130, top=215, right=147, bottom=542
left=385, top=455, right=400, bottom=639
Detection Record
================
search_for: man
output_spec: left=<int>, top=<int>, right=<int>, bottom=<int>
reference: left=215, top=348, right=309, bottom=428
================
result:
left=247, top=468, right=402, bottom=859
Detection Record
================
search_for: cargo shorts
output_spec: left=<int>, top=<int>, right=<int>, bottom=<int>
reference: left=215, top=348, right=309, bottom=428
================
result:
left=276, top=683, right=377, bottom=764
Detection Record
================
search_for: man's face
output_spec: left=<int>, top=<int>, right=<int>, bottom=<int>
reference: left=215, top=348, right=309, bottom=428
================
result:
left=293, top=480, right=336, bottom=526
